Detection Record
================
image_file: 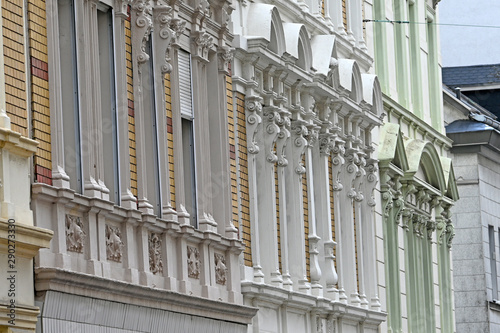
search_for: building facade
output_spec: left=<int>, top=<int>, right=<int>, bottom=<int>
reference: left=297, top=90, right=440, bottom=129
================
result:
left=25, top=0, right=257, bottom=331
left=0, top=0, right=460, bottom=332
left=365, top=0, right=458, bottom=332
left=444, top=85, right=500, bottom=332
left=231, top=0, right=387, bottom=332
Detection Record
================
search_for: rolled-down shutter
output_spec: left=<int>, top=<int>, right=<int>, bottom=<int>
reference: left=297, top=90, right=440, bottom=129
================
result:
left=178, top=50, right=194, bottom=119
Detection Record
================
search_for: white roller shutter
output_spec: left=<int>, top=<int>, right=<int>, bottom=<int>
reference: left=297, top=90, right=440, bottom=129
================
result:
left=178, top=50, right=194, bottom=119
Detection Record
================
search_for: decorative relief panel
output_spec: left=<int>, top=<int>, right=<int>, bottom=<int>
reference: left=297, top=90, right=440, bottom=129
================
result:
left=214, top=253, right=228, bottom=285
left=187, top=246, right=201, bottom=279
left=106, top=225, right=124, bottom=262
left=148, top=233, right=163, bottom=274
left=66, top=214, right=86, bottom=253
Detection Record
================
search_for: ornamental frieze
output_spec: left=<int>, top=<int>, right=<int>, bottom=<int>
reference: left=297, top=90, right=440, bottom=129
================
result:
left=149, top=232, right=163, bottom=274
left=66, top=214, right=86, bottom=253
left=187, top=246, right=201, bottom=279
left=106, top=225, right=124, bottom=262
left=214, top=253, right=228, bottom=285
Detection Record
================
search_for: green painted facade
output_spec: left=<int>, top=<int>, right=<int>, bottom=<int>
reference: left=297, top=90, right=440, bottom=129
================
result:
left=367, top=0, right=459, bottom=332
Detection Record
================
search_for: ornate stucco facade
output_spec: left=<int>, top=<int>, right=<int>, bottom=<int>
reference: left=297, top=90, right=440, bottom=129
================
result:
left=365, top=0, right=458, bottom=332
left=231, top=0, right=387, bottom=332
left=0, top=0, right=459, bottom=332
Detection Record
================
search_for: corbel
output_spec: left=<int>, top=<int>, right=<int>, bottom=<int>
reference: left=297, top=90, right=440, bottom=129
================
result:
left=290, top=120, right=309, bottom=175
left=276, top=112, right=291, bottom=167
left=244, top=96, right=263, bottom=154
left=401, top=208, right=414, bottom=231
left=131, top=0, right=153, bottom=65
left=363, top=157, right=378, bottom=207
left=217, top=45, right=235, bottom=74
left=115, top=0, right=132, bottom=19
left=352, top=150, right=366, bottom=202
left=153, top=1, right=175, bottom=74
left=330, top=136, right=345, bottom=192
left=262, top=106, right=281, bottom=164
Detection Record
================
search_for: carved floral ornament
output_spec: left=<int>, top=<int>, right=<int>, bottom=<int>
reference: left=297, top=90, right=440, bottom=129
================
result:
left=187, top=246, right=201, bottom=279
left=131, top=0, right=186, bottom=71
left=66, top=214, right=86, bottom=253
left=149, top=232, right=163, bottom=274
left=106, top=225, right=124, bottom=262
left=214, top=253, right=228, bottom=285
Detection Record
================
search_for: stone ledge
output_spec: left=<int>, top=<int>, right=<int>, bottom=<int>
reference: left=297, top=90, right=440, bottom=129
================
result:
left=0, top=302, right=39, bottom=330
left=35, top=268, right=258, bottom=325
left=241, top=281, right=387, bottom=325
left=0, top=219, right=53, bottom=258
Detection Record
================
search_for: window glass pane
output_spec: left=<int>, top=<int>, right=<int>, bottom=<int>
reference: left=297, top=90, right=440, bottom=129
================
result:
left=98, top=6, right=120, bottom=204
left=58, top=0, right=82, bottom=192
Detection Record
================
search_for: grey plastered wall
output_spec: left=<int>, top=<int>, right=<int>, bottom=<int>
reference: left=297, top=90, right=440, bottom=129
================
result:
left=452, top=150, right=500, bottom=332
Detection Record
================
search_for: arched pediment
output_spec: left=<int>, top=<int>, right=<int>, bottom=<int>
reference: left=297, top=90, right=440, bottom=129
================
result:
left=310, top=35, right=338, bottom=78
left=378, top=123, right=409, bottom=170
left=245, top=4, right=286, bottom=56
left=405, top=139, right=447, bottom=193
left=338, top=59, right=363, bottom=102
left=282, top=23, right=312, bottom=71
left=361, top=74, right=383, bottom=116
left=440, top=157, right=460, bottom=201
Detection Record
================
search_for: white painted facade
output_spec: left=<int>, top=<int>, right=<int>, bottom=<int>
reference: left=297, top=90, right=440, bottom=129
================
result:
left=231, top=1, right=387, bottom=332
left=364, top=1, right=459, bottom=332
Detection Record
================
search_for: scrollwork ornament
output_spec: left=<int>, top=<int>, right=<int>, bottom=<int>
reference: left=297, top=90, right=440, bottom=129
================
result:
left=319, top=134, right=334, bottom=156
left=191, top=30, right=213, bottom=60
left=402, top=208, right=414, bottom=231
left=170, top=18, right=186, bottom=44
left=153, top=3, right=175, bottom=74
left=218, top=45, right=235, bottom=73
left=446, top=221, right=455, bottom=248
left=393, top=196, right=405, bottom=224
left=364, top=162, right=378, bottom=207
left=382, top=191, right=394, bottom=218
left=132, top=0, right=153, bottom=64
left=426, top=219, right=437, bottom=240
left=245, top=98, right=263, bottom=154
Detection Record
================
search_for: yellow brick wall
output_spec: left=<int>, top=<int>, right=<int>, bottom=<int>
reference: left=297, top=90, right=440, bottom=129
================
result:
left=342, top=0, right=347, bottom=30
left=329, top=156, right=336, bottom=278
left=321, top=0, right=325, bottom=17
left=3, top=0, right=28, bottom=136
left=302, top=156, right=310, bottom=281
left=353, top=203, right=359, bottom=291
left=236, top=92, right=252, bottom=267
left=28, top=0, right=52, bottom=185
left=227, top=76, right=239, bottom=229
left=125, top=8, right=137, bottom=197
left=165, top=74, right=175, bottom=208
left=275, top=163, right=282, bottom=272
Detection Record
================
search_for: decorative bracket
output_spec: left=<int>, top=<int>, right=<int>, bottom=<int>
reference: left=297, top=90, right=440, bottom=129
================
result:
left=262, top=107, right=281, bottom=164
left=131, top=0, right=153, bottom=64
left=276, top=113, right=291, bottom=167
left=245, top=96, right=263, bottom=154
left=364, top=158, right=378, bottom=207
left=290, top=120, right=309, bottom=174
left=153, top=2, right=175, bottom=74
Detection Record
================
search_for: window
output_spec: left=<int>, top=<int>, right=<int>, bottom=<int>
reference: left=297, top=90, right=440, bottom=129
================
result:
left=142, top=37, right=162, bottom=215
left=490, top=226, right=498, bottom=300
left=58, top=0, right=82, bottom=192
left=178, top=50, right=197, bottom=227
left=97, top=5, right=120, bottom=204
